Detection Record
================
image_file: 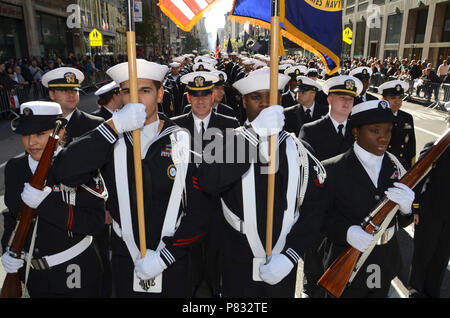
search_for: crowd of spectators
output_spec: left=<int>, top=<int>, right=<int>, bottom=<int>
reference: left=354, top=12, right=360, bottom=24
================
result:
left=339, top=56, right=450, bottom=102
left=0, top=52, right=173, bottom=92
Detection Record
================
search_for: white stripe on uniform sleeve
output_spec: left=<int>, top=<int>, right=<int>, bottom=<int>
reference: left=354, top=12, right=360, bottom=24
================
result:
left=97, top=123, right=117, bottom=144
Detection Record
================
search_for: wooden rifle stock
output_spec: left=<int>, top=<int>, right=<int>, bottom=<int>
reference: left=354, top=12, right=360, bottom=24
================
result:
left=1, top=121, right=63, bottom=298
left=318, top=128, right=450, bottom=298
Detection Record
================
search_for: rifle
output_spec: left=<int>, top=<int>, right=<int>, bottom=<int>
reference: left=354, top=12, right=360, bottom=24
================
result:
left=1, top=120, right=64, bottom=298
left=317, top=127, right=450, bottom=298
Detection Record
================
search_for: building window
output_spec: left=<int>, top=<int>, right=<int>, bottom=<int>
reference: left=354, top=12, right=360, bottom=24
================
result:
left=385, top=13, right=402, bottom=44
left=372, top=0, right=386, bottom=5
left=354, top=21, right=366, bottom=58
left=384, top=50, right=398, bottom=59
left=36, top=12, right=69, bottom=58
left=414, top=9, right=428, bottom=43
left=358, top=2, right=369, bottom=12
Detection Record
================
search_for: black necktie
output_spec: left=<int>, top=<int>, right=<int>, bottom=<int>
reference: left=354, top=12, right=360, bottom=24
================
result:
left=201, top=121, right=205, bottom=135
left=337, top=124, right=344, bottom=138
left=305, top=109, right=312, bottom=121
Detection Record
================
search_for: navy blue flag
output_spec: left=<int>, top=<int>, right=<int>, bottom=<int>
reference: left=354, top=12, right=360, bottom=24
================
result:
left=227, top=35, right=233, bottom=54
left=230, top=0, right=342, bottom=74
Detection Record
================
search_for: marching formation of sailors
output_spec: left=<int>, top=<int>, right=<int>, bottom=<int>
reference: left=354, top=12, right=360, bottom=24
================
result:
left=2, top=50, right=447, bottom=299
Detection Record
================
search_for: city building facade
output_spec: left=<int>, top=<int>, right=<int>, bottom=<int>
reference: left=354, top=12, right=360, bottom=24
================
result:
left=343, top=0, right=450, bottom=67
left=0, top=0, right=128, bottom=60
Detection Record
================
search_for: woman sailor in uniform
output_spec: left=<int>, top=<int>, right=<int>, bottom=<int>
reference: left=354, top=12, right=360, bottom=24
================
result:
left=1, top=101, right=106, bottom=297
left=321, top=100, right=415, bottom=297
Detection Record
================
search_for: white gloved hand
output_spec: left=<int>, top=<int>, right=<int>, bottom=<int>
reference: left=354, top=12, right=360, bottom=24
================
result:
left=112, top=103, right=146, bottom=134
left=1, top=252, right=24, bottom=273
left=385, top=182, right=415, bottom=215
left=21, top=183, right=51, bottom=209
left=346, top=225, right=374, bottom=252
left=134, top=250, right=167, bottom=280
left=259, top=253, right=294, bottom=285
left=250, top=105, right=285, bottom=137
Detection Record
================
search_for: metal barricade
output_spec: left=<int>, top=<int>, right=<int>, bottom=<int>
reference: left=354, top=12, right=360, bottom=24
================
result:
left=441, top=84, right=450, bottom=102
left=0, top=87, right=11, bottom=118
left=1, top=71, right=108, bottom=119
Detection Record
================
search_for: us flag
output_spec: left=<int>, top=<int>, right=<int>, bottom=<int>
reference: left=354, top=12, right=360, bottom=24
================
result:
left=215, top=32, right=221, bottom=58
left=158, top=0, right=217, bottom=32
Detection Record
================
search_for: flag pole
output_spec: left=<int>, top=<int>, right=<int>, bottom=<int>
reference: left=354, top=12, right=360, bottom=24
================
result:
left=126, top=0, right=147, bottom=260
left=265, top=0, right=280, bottom=262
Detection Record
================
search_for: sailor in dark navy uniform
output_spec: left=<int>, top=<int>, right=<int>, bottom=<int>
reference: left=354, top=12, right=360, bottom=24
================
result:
left=42, top=67, right=104, bottom=146
left=379, top=80, right=416, bottom=169
left=282, top=65, right=307, bottom=108
left=50, top=59, right=211, bottom=298
left=321, top=100, right=414, bottom=298
left=92, top=81, right=122, bottom=120
left=196, top=68, right=327, bottom=298
left=299, top=75, right=363, bottom=161
left=408, top=111, right=450, bottom=298
left=1, top=101, right=105, bottom=297
left=350, top=66, right=379, bottom=105
left=284, top=76, right=328, bottom=136
left=171, top=70, right=239, bottom=297
left=173, top=71, right=239, bottom=141
left=164, top=60, right=185, bottom=116
left=299, top=75, right=362, bottom=298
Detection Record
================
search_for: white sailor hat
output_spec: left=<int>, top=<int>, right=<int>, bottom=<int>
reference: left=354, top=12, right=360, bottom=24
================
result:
left=253, top=61, right=267, bottom=70
left=378, top=80, right=409, bottom=96
left=349, top=66, right=373, bottom=79
left=193, top=62, right=214, bottom=72
left=229, top=52, right=237, bottom=56
left=285, top=65, right=308, bottom=79
left=12, top=101, right=67, bottom=135
left=41, top=67, right=84, bottom=89
left=106, top=59, right=168, bottom=84
left=322, top=75, right=363, bottom=97
left=278, top=64, right=291, bottom=72
left=212, top=70, right=227, bottom=85
left=232, top=68, right=291, bottom=96
left=94, top=81, right=119, bottom=96
left=172, top=56, right=185, bottom=63
left=169, top=62, right=181, bottom=68
left=180, top=71, right=219, bottom=96
left=194, top=56, right=212, bottom=64
left=280, top=59, right=295, bottom=65
left=307, top=68, right=319, bottom=77
left=349, top=99, right=394, bottom=128
left=295, top=76, right=322, bottom=93
left=242, top=58, right=256, bottom=66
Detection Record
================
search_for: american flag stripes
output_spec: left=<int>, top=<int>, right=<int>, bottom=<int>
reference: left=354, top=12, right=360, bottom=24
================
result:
left=158, top=0, right=217, bottom=32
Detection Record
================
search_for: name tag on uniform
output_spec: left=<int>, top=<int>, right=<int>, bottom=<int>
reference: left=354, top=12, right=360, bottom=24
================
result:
left=133, top=272, right=162, bottom=293
left=252, top=257, right=265, bottom=281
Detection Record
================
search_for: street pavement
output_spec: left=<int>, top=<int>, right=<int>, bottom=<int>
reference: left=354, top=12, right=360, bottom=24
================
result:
left=0, top=92, right=448, bottom=298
